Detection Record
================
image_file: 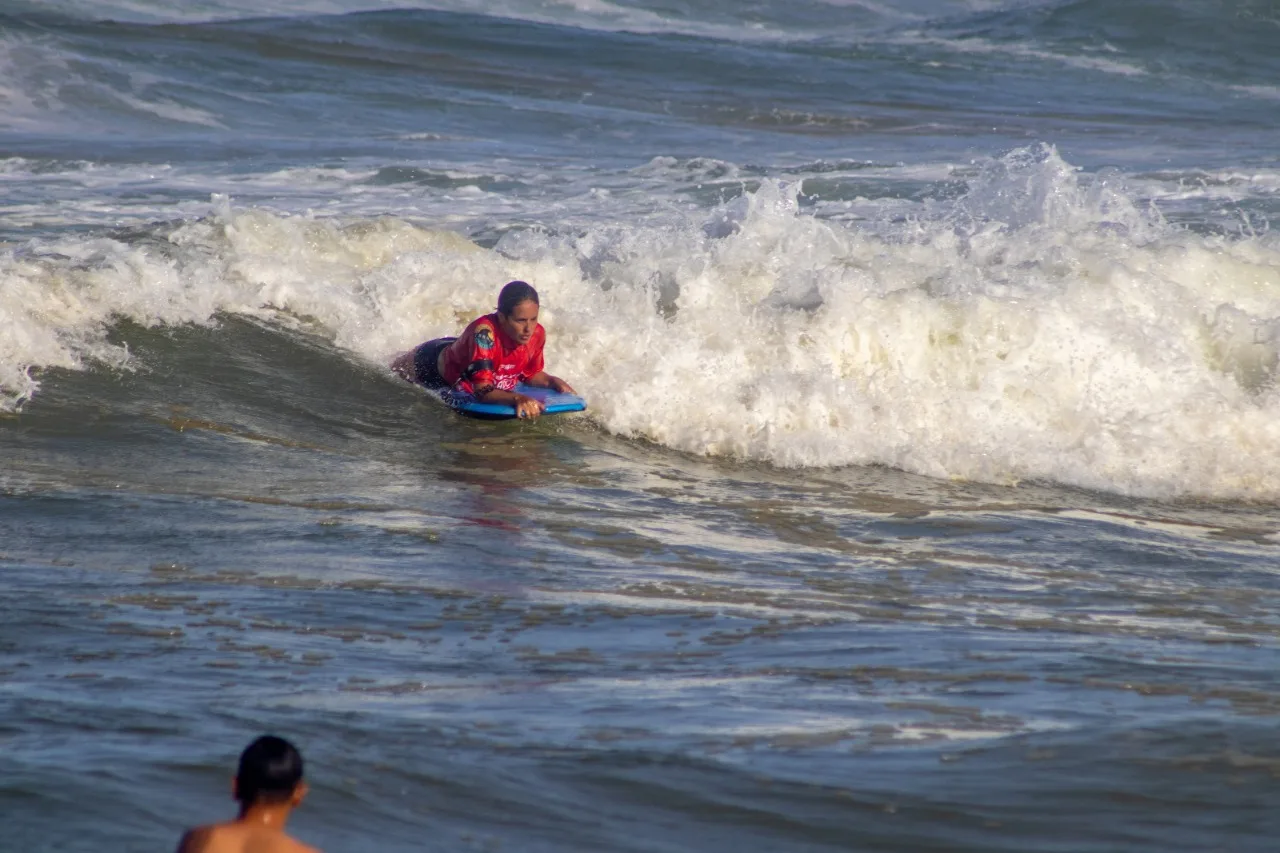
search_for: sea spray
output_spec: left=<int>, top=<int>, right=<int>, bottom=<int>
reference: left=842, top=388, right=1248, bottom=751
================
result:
left=4, top=147, right=1279, bottom=498
left=502, top=146, right=1280, bottom=498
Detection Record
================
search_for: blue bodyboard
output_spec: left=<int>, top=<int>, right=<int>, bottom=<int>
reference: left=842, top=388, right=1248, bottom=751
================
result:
left=436, top=383, right=586, bottom=420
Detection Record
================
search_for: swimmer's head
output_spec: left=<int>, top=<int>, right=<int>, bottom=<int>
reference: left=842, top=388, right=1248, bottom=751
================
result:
left=234, top=735, right=305, bottom=806
left=497, top=280, right=540, bottom=345
left=497, top=280, right=539, bottom=316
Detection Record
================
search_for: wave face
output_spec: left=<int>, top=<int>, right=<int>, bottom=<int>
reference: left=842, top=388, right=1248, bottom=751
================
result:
left=5, top=146, right=1279, bottom=499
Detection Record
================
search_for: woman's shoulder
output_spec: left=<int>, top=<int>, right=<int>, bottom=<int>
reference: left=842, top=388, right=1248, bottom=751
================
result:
left=457, top=312, right=499, bottom=345
left=463, top=312, right=499, bottom=332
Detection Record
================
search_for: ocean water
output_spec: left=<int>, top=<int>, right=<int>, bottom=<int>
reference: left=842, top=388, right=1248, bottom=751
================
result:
left=2, top=1, right=1279, bottom=850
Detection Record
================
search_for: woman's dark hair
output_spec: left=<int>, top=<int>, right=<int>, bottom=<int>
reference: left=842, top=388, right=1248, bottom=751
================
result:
left=497, top=280, right=539, bottom=316
left=236, top=735, right=304, bottom=804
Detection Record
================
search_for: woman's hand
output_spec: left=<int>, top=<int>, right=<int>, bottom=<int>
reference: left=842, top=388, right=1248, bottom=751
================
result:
left=549, top=376, right=575, bottom=394
left=475, top=385, right=546, bottom=418
left=513, top=394, right=545, bottom=419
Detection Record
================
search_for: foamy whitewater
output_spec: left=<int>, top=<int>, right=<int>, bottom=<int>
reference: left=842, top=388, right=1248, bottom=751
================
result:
left=6, top=146, right=1280, bottom=497
left=4, top=3, right=1280, bottom=852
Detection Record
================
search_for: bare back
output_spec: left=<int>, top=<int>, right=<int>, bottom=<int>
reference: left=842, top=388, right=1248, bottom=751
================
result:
left=175, top=823, right=320, bottom=853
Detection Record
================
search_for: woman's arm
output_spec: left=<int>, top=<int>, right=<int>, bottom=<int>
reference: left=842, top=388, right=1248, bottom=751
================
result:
left=524, top=371, right=575, bottom=394
left=389, top=350, right=416, bottom=382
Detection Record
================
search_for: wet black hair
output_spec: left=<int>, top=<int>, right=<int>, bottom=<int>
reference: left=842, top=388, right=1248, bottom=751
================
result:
left=236, top=735, right=304, bottom=805
left=497, top=280, right=539, bottom=316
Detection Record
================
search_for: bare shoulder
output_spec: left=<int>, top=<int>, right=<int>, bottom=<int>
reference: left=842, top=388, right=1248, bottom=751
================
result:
left=284, top=837, right=323, bottom=853
left=174, top=824, right=319, bottom=853
left=174, top=825, right=216, bottom=853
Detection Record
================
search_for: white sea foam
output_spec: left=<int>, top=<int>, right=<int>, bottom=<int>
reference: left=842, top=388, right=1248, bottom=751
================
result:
left=0, top=36, right=78, bottom=134
left=22, top=0, right=900, bottom=41
left=894, top=33, right=1149, bottom=77
left=0, top=32, right=226, bottom=133
left=10, top=0, right=387, bottom=24
left=4, top=147, right=1280, bottom=499
left=1228, top=84, right=1280, bottom=101
left=1134, top=168, right=1280, bottom=205
left=109, top=88, right=226, bottom=129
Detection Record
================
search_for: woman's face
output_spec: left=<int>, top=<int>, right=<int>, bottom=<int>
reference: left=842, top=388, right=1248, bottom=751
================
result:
left=498, top=299, right=539, bottom=345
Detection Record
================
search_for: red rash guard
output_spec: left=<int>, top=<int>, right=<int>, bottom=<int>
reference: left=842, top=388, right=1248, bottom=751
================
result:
left=440, top=313, right=545, bottom=394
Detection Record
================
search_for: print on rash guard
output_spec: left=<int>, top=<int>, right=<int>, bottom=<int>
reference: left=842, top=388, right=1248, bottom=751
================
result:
left=439, top=313, right=545, bottom=394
